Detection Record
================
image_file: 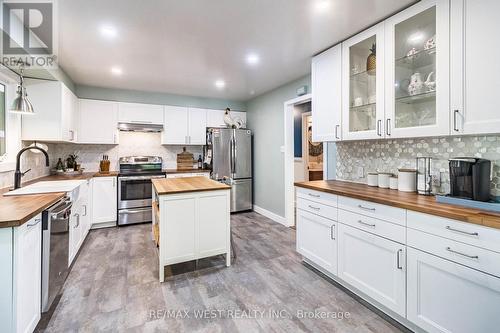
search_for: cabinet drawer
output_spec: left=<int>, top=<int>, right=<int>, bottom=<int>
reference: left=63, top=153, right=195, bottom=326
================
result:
left=338, top=209, right=405, bottom=244
left=407, top=211, right=500, bottom=254
left=338, top=196, right=406, bottom=226
left=296, top=188, right=337, bottom=207
left=297, top=198, right=337, bottom=221
left=407, top=228, right=500, bottom=278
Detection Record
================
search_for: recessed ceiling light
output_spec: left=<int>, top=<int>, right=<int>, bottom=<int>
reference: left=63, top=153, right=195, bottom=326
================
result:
left=314, top=0, right=331, bottom=12
left=111, top=67, right=123, bottom=75
left=249, top=90, right=255, bottom=95
left=100, top=25, right=117, bottom=38
left=215, top=80, right=226, bottom=89
left=246, top=53, right=260, bottom=65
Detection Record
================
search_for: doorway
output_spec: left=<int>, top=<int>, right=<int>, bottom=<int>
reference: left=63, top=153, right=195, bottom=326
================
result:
left=284, top=94, right=329, bottom=228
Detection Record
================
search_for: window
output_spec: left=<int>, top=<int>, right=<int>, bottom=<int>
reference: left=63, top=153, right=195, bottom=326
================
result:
left=0, top=84, right=5, bottom=158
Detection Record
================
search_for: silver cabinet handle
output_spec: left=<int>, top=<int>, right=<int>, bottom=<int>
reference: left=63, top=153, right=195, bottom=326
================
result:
left=396, top=249, right=403, bottom=269
left=358, top=204, right=375, bottom=212
left=386, top=119, right=391, bottom=136
left=74, top=213, right=80, bottom=228
left=445, top=226, right=478, bottom=236
left=27, top=218, right=41, bottom=227
left=83, top=204, right=87, bottom=217
left=308, top=193, right=320, bottom=198
left=308, top=205, right=321, bottom=211
left=453, top=110, right=460, bottom=132
left=113, top=177, right=116, bottom=187
left=331, top=224, right=335, bottom=240
left=377, top=119, right=382, bottom=136
left=113, top=133, right=117, bottom=143
left=446, top=247, right=478, bottom=259
left=358, top=220, right=376, bottom=227
left=335, top=125, right=340, bottom=140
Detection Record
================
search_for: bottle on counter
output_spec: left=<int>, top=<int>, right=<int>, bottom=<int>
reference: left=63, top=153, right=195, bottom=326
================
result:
left=197, top=155, right=202, bottom=169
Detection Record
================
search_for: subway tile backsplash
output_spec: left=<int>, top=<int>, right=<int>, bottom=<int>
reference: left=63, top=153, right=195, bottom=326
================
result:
left=336, top=135, right=500, bottom=197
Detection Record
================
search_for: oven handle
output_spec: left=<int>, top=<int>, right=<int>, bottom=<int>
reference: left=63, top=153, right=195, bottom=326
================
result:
left=118, top=175, right=166, bottom=181
left=118, top=208, right=151, bottom=214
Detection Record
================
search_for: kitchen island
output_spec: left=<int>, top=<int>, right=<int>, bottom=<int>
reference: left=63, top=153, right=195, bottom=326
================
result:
left=152, top=176, right=231, bottom=282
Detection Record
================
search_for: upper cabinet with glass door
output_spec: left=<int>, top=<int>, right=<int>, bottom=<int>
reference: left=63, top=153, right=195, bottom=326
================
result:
left=385, top=0, right=449, bottom=138
left=342, top=23, right=385, bottom=140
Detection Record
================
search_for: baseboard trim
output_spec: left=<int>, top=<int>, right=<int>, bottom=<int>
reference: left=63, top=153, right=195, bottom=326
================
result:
left=91, top=221, right=116, bottom=229
left=253, top=205, right=288, bottom=226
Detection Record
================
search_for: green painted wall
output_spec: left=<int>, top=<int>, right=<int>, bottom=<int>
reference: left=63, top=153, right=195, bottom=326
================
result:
left=75, top=85, right=247, bottom=111
left=246, top=75, right=311, bottom=217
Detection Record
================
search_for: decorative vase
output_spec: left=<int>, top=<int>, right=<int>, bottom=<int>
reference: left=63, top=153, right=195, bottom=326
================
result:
left=366, top=43, right=376, bottom=75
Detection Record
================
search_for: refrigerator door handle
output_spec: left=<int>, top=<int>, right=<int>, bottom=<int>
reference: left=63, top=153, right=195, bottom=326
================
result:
left=230, top=137, right=236, bottom=174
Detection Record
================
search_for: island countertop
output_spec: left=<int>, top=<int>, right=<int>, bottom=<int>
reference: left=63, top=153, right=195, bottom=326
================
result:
left=152, top=176, right=230, bottom=195
left=295, top=180, right=500, bottom=230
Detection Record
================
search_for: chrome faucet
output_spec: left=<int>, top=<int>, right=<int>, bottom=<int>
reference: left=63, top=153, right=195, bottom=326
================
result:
left=14, top=146, right=49, bottom=189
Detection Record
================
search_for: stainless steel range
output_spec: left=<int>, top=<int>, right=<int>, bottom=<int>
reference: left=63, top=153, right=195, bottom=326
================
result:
left=118, top=156, right=166, bottom=226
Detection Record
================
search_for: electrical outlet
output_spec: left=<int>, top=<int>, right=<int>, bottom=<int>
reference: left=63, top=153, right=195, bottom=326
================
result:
left=357, top=166, right=364, bottom=179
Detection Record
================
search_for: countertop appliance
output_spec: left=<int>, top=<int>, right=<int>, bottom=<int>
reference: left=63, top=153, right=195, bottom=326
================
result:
left=41, top=196, right=73, bottom=312
left=118, top=156, right=166, bottom=225
left=206, top=128, right=252, bottom=212
left=449, top=158, right=491, bottom=202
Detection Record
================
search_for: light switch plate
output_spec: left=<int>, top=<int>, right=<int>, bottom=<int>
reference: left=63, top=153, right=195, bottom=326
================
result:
left=357, top=166, right=364, bottom=179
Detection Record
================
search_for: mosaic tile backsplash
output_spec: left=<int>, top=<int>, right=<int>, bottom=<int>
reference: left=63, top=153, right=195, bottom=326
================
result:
left=336, top=135, right=500, bottom=197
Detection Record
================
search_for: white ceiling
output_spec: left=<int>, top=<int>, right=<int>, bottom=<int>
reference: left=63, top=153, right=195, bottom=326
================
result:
left=58, top=0, right=416, bottom=101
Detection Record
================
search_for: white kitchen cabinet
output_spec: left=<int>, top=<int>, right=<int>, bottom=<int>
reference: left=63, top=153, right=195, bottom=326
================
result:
left=407, top=247, right=500, bottom=333
left=296, top=209, right=338, bottom=275
left=337, top=223, right=406, bottom=316
left=166, top=172, right=210, bottom=179
left=206, top=109, right=247, bottom=129
left=162, top=106, right=207, bottom=145
left=188, top=108, right=208, bottom=144
left=68, top=204, right=82, bottom=266
left=79, top=99, right=119, bottom=144
left=311, top=44, right=342, bottom=142
left=91, top=177, right=117, bottom=227
left=162, top=106, right=189, bottom=144
left=385, top=0, right=450, bottom=138
left=14, top=215, right=42, bottom=333
left=451, top=0, right=500, bottom=135
left=118, top=102, right=164, bottom=124
left=22, top=81, right=78, bottom=142
left=342, top=23, right=385, bottom=140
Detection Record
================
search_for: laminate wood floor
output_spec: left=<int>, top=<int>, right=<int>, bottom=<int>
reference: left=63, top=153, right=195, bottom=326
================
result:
left=40, top=212, right=406, bottom=333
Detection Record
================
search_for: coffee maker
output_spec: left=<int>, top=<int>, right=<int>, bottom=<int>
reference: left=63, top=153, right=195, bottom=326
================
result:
left=449, top=158, right=491, bottom=202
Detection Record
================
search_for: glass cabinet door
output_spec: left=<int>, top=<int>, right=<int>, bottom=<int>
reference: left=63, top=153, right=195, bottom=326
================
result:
left=342, top=23, right=385, bottom=140
left=386, top=0, right=449, bottom=138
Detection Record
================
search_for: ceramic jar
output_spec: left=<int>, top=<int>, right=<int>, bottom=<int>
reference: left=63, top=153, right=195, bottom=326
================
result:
left=389, top=176, right=398, bottom=190
left=367, top=173, right=378, bottom=187
left=378, top=173, right=392, bottom=189
left=398, top=169, right=417, bottom=192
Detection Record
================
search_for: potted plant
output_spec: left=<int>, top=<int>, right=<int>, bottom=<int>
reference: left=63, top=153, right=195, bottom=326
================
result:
left=66, top=153, right=78, bottom=172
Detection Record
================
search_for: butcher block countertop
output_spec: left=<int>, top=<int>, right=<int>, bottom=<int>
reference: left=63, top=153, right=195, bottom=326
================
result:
left=164, top=168, right=210, bottom=174
left=295, top=180, right=500, bottom=230
left=0, top=171, right=118, bottom=228
left=0, top=192, right=65, bottom=228
left=153, top=176, right=230, bottom=195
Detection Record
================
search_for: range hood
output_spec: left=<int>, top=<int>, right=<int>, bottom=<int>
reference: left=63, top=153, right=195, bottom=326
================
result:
left=118, top=122, right=163, bottom=132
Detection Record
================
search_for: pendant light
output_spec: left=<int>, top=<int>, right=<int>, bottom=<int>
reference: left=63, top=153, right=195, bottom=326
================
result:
left=10, top=62, right=35, bottom=115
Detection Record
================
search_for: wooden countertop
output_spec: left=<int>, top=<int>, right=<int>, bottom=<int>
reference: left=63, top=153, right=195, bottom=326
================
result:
left=0, top=171, right=118, bottom=228
left=153, top=176, right=230, bottom=195
left=163, top=169, right=210, bottom=174
left=0, top=192, right=66, bottom=228
left=295, top=180, right=500, bottom=230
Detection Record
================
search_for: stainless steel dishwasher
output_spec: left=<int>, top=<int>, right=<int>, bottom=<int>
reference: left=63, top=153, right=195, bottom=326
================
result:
left=41, top=196, right=73, bottom=313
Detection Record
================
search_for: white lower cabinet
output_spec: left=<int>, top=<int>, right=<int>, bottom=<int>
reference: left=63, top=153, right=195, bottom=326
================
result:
left=407, top=247, right=500, bottom=333
left=337, top=223, right=406, bottom=317
left=91, top=177, right=117, bottom=227
left=296, top=209, right=338, bottom=275
left=0, top=215, right=43, bottom=333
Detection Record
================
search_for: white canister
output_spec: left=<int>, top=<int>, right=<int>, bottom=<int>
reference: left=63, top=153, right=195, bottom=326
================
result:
left=367, top=173, right=378, bottom=187
left=378, top=173, right=392, bottom=188
left=398, top=169, right=417, bottom=192
left=389, top=176, right=398, bottom=190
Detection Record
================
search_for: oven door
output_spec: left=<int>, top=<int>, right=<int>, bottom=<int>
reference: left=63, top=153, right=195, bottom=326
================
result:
left=118, top=175, right=165, bottom=209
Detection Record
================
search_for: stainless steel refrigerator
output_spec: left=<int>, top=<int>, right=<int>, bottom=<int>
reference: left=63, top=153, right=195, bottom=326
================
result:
left=206, top=128, right=252, bottom=212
